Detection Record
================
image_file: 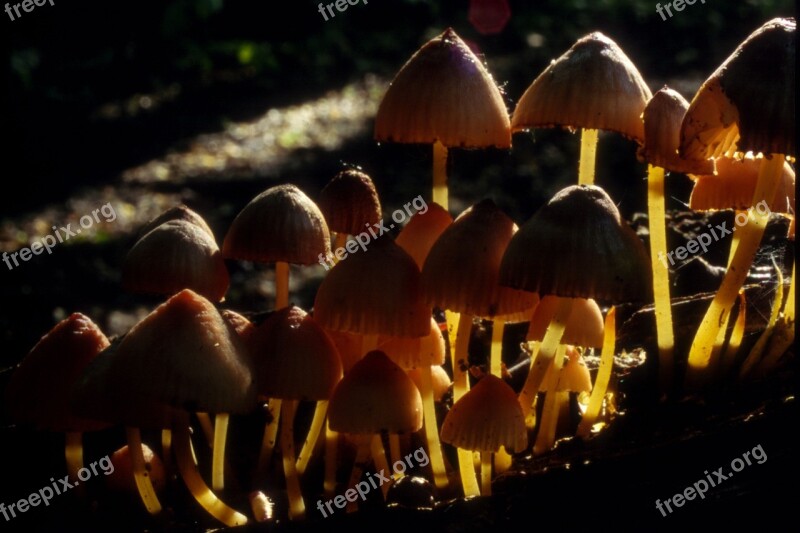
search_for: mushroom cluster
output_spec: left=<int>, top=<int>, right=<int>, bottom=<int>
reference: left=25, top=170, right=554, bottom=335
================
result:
left=4, top=20, right=794, bottom=526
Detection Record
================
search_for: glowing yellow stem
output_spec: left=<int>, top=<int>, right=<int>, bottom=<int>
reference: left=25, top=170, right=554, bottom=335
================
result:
left=453, top=314, right=472, bottom=402
left=296, top=400, right=328, bottom=476
left=324, top=421, right=338, bottom=498
left=125, top=427, right=162, bottom=515
left=518, top=298, right=572, bottom=422
left=647, top=165, right=674, bottom=392
left=445, top=310, right=460, bottom=360
left=721, top=291, right=746, bottom=373
left=757, top=261, right=796, bottom=373
left=577, top=308, right=616, bottom=438
left=65, top=431, right=84, bottom=497
left=578, top=129, right=599, bottom=186
left=433, top=141, right=448, bottom=210
left=534, top=343, right=569, bottom=454
left=174, top=419, right=247, bottom=526
left=276, top=261, right=290, bottom=310
left=490, top=320, right=505, bottom=377
left=161, top=429, right=173, bottom=474
left=281, top=400, right=305, bottom=520
left=740, top=258, right=784, bottom=378
left=420, top=365, right=449, bottom=490
left=711, top=227, right=743, bottom=372
left=211, top=413, right=229, bottom=491
left=480, top=451, right=492, bottom=496
left=686, top=155, right=784, bottom=379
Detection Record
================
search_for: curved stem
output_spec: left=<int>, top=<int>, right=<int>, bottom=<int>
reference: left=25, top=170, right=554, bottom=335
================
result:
left=371, top=434, right=392, bottom=498
left=647, top=165, right=674, bottom=393
left=324, top=421, right=338, bottom=498
left=65, top=431, right=84, bottom=497
left=534, top=343, right=569, bottom=454
left=256, top=399, right=282, bottom=485
left=420, top=365, right=449, bottom=490
left=578, top=129, right=598, bottom=186
left=296, top=400, right=328, bottom=476
left=433, top=141, right=448, bottom=210
left=490, top=320, right=505, bottom=377
left=212, top=413, right=229, bottom=491
left=686, top=155, right=784, bottom=381
left=125, top=427, right=162, bottom=515
left=276, top=261, right=290, bottom=310
left=173, top=417, right=247, bottom=526
left=281, top=400, right=305, bottom=520
left=518, top=299, right=572, bottom=422
left=480, top=451, right=492, bottom=496
left=577, top=308, right=616, bottom=438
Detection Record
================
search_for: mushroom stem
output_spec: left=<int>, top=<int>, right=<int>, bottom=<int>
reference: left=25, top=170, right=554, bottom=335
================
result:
left=647, top=164, right=675, bottom=393
left=371, top=434, right=392, bottom=498
left=756, top=261, right=795, bottom=374
left=494, top=447, right=512, bottom=475
left=739, top=258, right=784, bottom=378
left=196, top=412, right=215, bottom=447
left=420, top=365, right=449, bottom=489
left=433, top=140, right=449, bottom=210
left=345, top=435, right=372, bottom=513
left=711, top=231, right=743, bottom=371
left=65, top=431, right=84, bottom=497
left=480, top=451, right=492, bottom=496
left=125, top=427, right=163, bottom=515
left=686, top=155, right=785, bottom=380
left=281, top=400, right=305, bottom=520
left=388, top=434, right=403, bottom=480
left=453, top=313, right=479, bottom=497
left=533, top=343, right=569, bottom=454
left=324, top=421, right=338, bottom=498
left=256, top=399, right=282, bottom=484
left=490, top=320, right=505, bottom=377
left=518, top=298, right=572, bottom=423
left=721, top=291, right=747, bottom=373
left=212, top=413, right=229, bottom=491
left=577, top=129, right=599, bottom=186
left=296, top=400, right=328, bottom=476
left=161, top=429, right=173, bottom=474
left=173, top=417, right=247, bottom=526
left=276, top=261, right=290, bottom=309
left=577, top=308, right=616, bottom=438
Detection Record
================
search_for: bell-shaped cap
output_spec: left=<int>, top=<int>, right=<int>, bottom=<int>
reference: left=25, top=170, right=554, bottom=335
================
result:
left=512, top=32, right=652, bottom=142
left=540, top=345, right=592, bottom=393
left=527, top=296, right=605, bottom=348
left=375, top=28, right=511, bottom=148
left=319, top=169, right=382, bottom=236
left=441, top=374, right=527, bottom=453
left=223, top=184, right=331, bottom=265
left=328, top=350, right=423, bottom=434
left=377, top=317, right=446, bottom=370
left=139, top=205, right=215, bottom=240
left=395, top=202, right=453, bottom=269
left=500, top=185, right=652, bottom=303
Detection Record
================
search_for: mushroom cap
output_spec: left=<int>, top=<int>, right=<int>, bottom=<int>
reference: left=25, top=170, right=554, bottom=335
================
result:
left=323, top=328, right=363, bottom=374
left=314, top=236, right=431, bottom=337
left=395, top=202, right=453, bottom=269
left=526, top=296, right=605, bottom=348
left=499, top=185, right=652, bottom=303
left=377, top=318, right=446, bottom=370
left=540, top=345, right=592, bottom=393
left=6, top=313, right=111, bottom=432
left=96, top=289, right=256, bottom=415
left=689, top=156, right=795, bottom=213
left=122, top=220, right=230, bottom=302
left=139, top=204, right=215, bottom=240
left=440, top=374, right=527, bottom=453
left=422, top=199, right=538, bottom=319
left=680, top=18, right=796, bottom=159
left=638, top=87, right=714, bottom=175
left=375, top=28, right=511, bottom=148
left=249, top=306, right=342, bottom=401
left=407, top=365, right=452, bottom=403
left=222, top=184, right=331, bottom=265
left=328, top=350, right=423, bottom=434
left=319, top=169, right=383, bottom=236
left=220, top=309, right=256, bottom=346
left=512, top=32, right=652, bottom=142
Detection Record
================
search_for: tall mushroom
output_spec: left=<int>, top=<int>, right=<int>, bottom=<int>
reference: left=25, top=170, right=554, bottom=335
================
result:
left=679, top=18, right=795, bottom=381
left=375, top=28, right=511, bottom=210
left=512, top=32, right=651, bottom=186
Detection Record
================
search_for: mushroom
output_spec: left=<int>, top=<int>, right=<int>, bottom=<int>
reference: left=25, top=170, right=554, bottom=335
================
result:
left=122, top=219, right=230, bottom=302
left=440, top=374, right=526, bottom=496
left=5, top=313, right=111, bottom=498
left=679, top=18, right=795, bottom=382
left=375, top=28, right=511, bottom=210
left=638, top=86, right=714, bottom=393
left=408, top=365, right=452, bottom=403
left=421, top=199, right=536, bottom=494
left=512, top=32, right=651, bottom=186
left=328, top=350, right=423, bottom=511
left=138, top=204, right=215, bottom=240
left=500, top=185, right=651, bottom=452
left=318, top=168, right=383, bottom=258
left=249, top=305, right=342, bottom=520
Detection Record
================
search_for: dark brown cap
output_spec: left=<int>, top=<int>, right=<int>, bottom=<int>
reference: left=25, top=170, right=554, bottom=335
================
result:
left=319, top=169, right=382, bottom=236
